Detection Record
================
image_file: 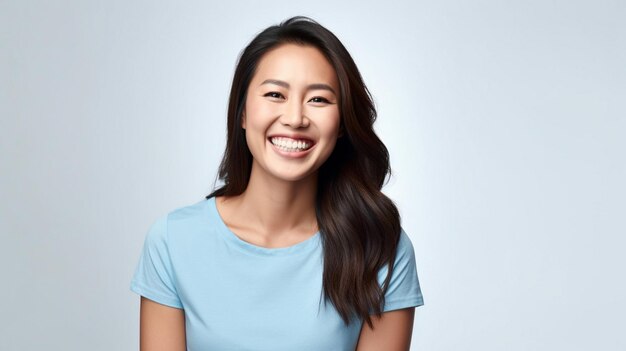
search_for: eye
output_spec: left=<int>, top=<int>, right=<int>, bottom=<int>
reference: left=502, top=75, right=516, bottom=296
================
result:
left=309, top=96, right=330, bottom=104
left=264, top=92, right=284, bottom=99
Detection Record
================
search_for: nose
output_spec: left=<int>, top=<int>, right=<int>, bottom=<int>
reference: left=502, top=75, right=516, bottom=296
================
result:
left=281, top=97, right=309, bottom=128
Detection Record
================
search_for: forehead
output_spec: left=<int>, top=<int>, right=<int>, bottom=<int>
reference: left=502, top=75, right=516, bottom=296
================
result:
left=252, top=43, right=338, bottom=87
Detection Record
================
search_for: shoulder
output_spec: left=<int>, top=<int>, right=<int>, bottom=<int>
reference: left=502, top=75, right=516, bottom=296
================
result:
left=168, top=198, right=209, bottom=222
left=396, top=227, right=416, bottom=260
left=376, top=227, right=417, bottom=277
left=145, top=198, right=210, bottom=244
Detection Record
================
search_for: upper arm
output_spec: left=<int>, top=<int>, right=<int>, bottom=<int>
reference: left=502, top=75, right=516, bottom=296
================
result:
left=140, top=296, right=186, bottom=351
left=131, top=216, right=186, bottom=349
left=355, top=307, right=415, bottom=351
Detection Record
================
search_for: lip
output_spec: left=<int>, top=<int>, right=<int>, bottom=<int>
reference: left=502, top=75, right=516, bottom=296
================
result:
left=267, top=138, right=316, bottom=159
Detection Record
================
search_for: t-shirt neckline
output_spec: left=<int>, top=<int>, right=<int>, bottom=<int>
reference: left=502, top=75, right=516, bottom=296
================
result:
left=206, top=196, right=321, bottom=256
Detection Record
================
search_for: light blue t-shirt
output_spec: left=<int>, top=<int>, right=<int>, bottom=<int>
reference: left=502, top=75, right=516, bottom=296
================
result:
left=130, top=196, right=424, bottom=350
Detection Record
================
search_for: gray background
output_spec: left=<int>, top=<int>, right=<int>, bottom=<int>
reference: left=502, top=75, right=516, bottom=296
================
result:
left=1, top=0, right=624, bottom=350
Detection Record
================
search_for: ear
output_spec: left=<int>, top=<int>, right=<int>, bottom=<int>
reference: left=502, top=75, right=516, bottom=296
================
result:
left=241, top=111, right=246, bottom=130
left=337, top=124, right=344, bottom=138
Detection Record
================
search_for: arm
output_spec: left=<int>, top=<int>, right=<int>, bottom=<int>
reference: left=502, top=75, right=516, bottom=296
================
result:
left=140, top=296, right=187, bottom=351
left=355, top=307, right=415, bottom=351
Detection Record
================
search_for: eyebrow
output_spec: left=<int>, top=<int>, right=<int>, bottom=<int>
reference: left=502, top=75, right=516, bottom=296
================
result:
left=259, top=79, right=337, bottom=96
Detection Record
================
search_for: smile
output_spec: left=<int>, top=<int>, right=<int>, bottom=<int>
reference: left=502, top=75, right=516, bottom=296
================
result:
left=269, top=136, right=314, bottom=152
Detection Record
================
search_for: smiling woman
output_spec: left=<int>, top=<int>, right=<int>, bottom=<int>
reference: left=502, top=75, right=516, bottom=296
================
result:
left=242, top=43, right=341, bottom=180
left=130, top=16, right=424, bottom=350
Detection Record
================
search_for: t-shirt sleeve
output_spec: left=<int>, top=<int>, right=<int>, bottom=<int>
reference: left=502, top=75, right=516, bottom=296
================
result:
left=130, top=215, right=183, bottom=309
left=374, top=227, right=425, bottom=313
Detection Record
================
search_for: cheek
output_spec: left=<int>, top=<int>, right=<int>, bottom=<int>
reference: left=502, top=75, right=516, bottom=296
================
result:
left=245, top=100, right=278, bottom=129
left=320, top=110, right=341, bottom=137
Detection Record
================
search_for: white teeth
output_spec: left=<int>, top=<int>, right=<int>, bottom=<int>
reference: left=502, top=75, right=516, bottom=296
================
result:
left=270, top=137, right=313, bottom=151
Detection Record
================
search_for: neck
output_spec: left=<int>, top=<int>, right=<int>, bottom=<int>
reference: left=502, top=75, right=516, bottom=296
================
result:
left=230, top=163, right=319, bottom=238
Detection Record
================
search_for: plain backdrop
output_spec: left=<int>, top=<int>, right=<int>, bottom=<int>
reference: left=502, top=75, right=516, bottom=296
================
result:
left=1, top=0, right=624, bottom=350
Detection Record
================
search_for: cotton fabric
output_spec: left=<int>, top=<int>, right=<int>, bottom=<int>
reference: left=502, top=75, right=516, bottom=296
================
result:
left=130, top=196, right=424, bottom=350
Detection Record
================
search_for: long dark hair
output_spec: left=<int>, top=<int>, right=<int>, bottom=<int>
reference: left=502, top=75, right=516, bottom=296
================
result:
left=206, top=16, right=401, bottom=329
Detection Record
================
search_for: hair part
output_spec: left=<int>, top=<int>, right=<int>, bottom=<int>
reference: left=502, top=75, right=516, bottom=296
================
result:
left=206, top=16, right=402, bottom=329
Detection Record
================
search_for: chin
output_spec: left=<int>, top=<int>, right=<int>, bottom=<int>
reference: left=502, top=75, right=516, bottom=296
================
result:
left=271, top=169, right=318, bottom=183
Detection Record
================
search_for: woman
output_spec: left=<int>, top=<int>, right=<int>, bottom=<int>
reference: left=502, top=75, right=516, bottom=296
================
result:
left=130, top=16, right=424, bottom=350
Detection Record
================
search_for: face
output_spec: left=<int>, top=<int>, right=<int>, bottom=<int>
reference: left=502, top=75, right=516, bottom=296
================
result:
left=241, top=43, right=341, bottom=183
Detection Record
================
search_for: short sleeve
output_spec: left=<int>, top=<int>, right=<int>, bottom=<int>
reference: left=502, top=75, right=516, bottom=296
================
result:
left=374, top=228, right=424, bottom=313
left=130, top=215, right=183, bottom=309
